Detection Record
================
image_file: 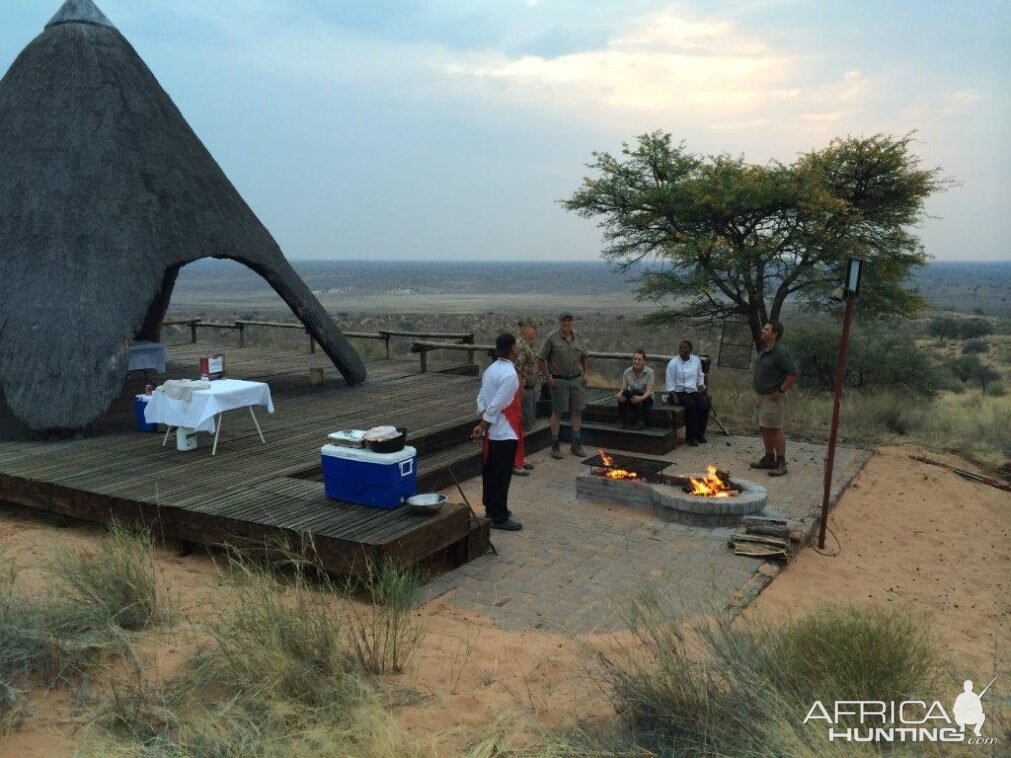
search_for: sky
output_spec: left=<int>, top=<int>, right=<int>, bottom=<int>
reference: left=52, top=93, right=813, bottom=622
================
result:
left=2, top=0, right=1009, bottom=262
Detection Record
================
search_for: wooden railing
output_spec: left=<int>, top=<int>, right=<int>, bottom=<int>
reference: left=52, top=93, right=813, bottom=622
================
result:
left=161, top=321, right=705, bottom=376
left=411, top=340, right=494, bottom=372
left=163, top=319, right=473, bottom=360
left=409, top=341, right=689, bottom=374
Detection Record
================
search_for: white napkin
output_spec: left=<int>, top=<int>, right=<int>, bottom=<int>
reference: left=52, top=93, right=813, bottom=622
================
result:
left=158, top=379, right=212, bottom=403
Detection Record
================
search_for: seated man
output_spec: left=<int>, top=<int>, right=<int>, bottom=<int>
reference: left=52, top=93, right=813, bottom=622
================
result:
left=616, top=349, right=655, bottom=429
left=665, top=340, right=710, bottom=446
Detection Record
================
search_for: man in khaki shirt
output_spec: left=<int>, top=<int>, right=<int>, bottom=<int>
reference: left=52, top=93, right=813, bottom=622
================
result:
left=512, top=317, right=541, bottom=476
left=537, top=312, right=589, bottom=458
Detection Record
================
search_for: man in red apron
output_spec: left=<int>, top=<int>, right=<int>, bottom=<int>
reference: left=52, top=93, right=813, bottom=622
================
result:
left=471, top=333, right=524, bottom=531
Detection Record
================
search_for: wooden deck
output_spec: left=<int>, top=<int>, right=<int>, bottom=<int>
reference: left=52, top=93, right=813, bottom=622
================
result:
left=0, top=343, right=494, bottom=574
left=0, top=342, right=685, bottom=574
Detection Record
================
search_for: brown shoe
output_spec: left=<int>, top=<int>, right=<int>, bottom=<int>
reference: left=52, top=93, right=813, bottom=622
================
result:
left=750, top=453, right=776, bottom=470
left=768, top=460, right=788, bottom=477
left=571, top=443, right=586, bottom=457
left=551, top=443, right=564, bottom=460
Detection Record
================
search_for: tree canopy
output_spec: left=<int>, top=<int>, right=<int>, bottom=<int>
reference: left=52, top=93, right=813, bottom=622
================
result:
left=564, top=132, right=950, bottom=348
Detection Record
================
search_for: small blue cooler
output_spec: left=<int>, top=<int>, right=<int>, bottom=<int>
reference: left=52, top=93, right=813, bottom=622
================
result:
left=134, top=395, right=158, bottom=433
left=321, top=444, right=417, bottom=508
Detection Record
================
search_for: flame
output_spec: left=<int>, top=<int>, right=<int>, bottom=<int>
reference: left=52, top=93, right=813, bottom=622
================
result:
left=603, top=468, right=639, bottom=480
left=688, top=465, right=735, bottom=498
left=597, top=448, right=639, bottom=479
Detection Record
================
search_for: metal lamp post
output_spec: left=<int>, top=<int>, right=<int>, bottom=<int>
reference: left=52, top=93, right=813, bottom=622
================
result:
left=818, top=258, right=863, bottom=550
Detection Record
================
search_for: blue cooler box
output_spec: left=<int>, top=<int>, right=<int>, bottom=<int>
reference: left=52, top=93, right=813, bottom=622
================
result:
left=134, top=395, right=158, bottom=433
left=321, top=444, right=417, bottom=508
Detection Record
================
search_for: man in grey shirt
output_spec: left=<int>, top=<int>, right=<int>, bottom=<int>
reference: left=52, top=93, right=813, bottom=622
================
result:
left=750, top=321, right=799, bottom=477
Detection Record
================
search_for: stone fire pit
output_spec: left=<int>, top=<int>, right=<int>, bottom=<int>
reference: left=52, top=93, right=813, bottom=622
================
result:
left=576, top=472, right=768, bottom=527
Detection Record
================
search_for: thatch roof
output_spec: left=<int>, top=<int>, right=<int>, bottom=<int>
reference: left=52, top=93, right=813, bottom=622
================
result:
left=0, top=0, right=367, bottom=432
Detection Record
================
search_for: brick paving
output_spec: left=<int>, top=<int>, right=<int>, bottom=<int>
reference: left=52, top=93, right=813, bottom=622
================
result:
left=420, top=435, right=872, bottom=633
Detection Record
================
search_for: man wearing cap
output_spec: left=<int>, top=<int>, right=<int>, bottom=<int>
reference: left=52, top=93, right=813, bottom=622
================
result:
left=472, top=332, right=524, bottom=531
left=538, top=312, right=589, bottom=458
left=512, top=317, right=541, bottom=476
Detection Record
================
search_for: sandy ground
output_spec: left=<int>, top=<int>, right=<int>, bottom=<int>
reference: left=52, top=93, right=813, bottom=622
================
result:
left=0, top=444, right=1008, bottom=756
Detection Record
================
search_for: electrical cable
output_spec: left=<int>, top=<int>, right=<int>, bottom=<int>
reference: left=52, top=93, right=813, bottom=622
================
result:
left=812, top=524, right=841, bottom=557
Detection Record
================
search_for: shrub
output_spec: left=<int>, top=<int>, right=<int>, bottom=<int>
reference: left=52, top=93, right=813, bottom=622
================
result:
left=950, top=354, right=983, bottom=383
left=789, top=326, right=942, bottom=396
left=85, top=549, right=422, bottom=758
left=49, top=521, right=162, bottom=632
left=957, top=317, right=994, bottom=339
left=961, top=337, right=990, bottom=354
left=928, top=316, right=959, bottom=341
left=591, top=595, right=945, bottom=757
left=346, top=559, right=426, bottom=675
left=3, top=522, right=164, bottom=688
left=186, top=551, right=357, bottom=708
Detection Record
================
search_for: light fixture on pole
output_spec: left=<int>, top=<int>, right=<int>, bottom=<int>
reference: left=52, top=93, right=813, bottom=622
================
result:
left=818, top=258, right=863, bottom=550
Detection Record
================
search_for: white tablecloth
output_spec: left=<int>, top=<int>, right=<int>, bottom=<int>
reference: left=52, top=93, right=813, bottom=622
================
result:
left=144, top=379, right=274, bottom=433
left=128, top=341, right=168, bottom=374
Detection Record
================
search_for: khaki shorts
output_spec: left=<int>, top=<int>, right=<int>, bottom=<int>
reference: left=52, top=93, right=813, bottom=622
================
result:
left=551, top=377, right=586, bottom=414
left=754, top=392, right=786, bottom=429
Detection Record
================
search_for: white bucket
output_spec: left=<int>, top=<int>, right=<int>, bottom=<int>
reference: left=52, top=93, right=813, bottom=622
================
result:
left=176, top=426, right=199, bottom=451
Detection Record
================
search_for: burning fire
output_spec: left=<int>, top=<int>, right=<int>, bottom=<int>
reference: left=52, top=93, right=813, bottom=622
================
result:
left=688, top=465, right=736, bottom=498
left=598, top=449, right=639, bottom=480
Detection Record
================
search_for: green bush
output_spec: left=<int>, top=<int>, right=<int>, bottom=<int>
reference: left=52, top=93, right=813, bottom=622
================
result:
left=86, top=548, right=422, bottom=758
left=49, top=521, right=162, bottom=633
left=789, top=326, right=943, bottom=396
left=961, top=337, right=990, bottom=354
left=590, top=595, right=945, bottom=757
left=185, top=551, right=357, bottom=708
left=927, top=316, right=959, bottom=341
left=346, top=559, right=427, bottom=675
left=0, top=524, right=165, bottom=717
left=956, top=317, right=994, bottom=339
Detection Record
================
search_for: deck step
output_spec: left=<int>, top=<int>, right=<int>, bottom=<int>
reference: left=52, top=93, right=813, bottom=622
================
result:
left=557, top=420, right=677, bottom=455
left=536, top=396, right=685, bottom=429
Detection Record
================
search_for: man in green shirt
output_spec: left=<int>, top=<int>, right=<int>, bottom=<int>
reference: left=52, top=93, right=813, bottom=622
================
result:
left=538, top=312, right=589, bottom=458
left=750, top=321, right=799, bottom=477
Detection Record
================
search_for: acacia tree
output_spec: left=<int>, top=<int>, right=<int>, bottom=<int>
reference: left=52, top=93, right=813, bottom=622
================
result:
left=564, top=132, right=949, bottom=348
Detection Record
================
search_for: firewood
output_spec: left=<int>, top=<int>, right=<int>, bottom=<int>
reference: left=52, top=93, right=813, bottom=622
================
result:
left=744, top=523, right=792, bottom=539
left=742, top=516, right=804, bottom=542
left=733, top=544, right=790, bottom=559
left=728, top=532, right=792, bottom=559
left=742, top=515, right=789, bottom=528
left=728, top=533, right=789, bottom=548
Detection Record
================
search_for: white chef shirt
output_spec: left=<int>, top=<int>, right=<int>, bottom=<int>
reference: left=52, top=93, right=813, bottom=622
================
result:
left=476, top=358, right=520, bottom=441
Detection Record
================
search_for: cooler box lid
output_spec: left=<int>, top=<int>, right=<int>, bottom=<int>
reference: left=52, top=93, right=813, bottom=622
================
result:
left=321, top=444, right=416, bottom=464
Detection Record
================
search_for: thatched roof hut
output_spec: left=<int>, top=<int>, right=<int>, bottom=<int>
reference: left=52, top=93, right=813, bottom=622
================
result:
left=0, top=0, right=367, bottom=431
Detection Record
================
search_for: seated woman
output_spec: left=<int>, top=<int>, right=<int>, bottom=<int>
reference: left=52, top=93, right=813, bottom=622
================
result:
left=616, top=349, right=655, bottom=429
left=665, top=339, right=710, bottom=445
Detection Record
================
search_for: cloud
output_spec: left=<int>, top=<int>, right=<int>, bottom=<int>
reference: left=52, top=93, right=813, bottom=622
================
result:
left=942, top=89, right=980, bottom=116
left=451, top=8, right=797, bottom=117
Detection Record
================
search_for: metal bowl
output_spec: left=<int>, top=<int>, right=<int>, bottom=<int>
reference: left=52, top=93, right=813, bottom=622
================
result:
left=406, top=493, right=447, bottom=515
